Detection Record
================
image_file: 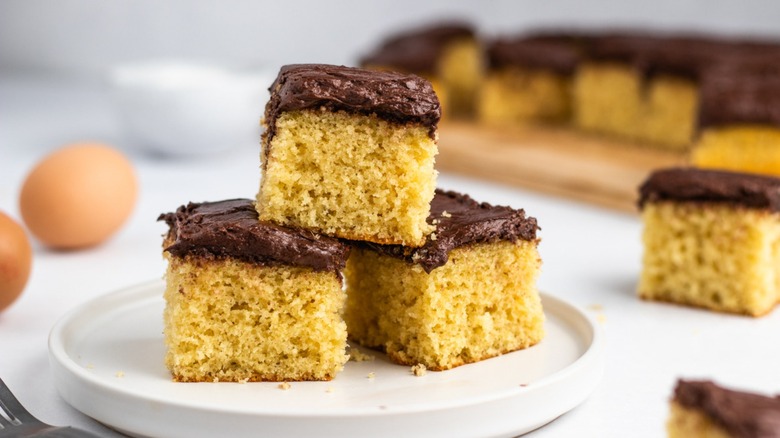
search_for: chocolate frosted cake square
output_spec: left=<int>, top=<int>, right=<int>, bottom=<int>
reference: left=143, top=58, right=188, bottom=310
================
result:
left=692, top=73, right=780, bottom=177
left=256, top=64, right=440, bottom=247
left=159, top=199, right=350, bottom=382
left=668, top=380, right=780, bottom=437
left=479, top=36, right=580, bottom=125
left=344, top=189, right=544, bottom=370
left=638, top=168, right=780, bottom=316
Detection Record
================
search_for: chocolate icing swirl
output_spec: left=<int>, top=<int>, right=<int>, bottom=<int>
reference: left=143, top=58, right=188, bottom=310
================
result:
left=638, top=167, right=780, bottom=211
left=263, top=64, right=441, bottom=147
left=674, top=380, right=780, bottom=438
left=158, top=199, right=350, bottom=277
left=359, top=189, right=539, bottom=273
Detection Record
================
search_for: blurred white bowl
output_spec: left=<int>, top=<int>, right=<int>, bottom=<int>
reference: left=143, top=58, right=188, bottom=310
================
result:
left=109, top=61, right=273, bottom=157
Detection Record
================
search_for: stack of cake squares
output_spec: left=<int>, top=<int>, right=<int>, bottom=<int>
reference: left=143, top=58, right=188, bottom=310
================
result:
left=160, top=64, right=544, bottom=382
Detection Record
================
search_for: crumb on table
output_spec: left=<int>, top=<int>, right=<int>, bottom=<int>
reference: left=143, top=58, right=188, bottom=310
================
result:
left=411, top=363, right=427, bottom=376
left=348, top=348, right=375, bottom=362
left=278, top=382, right=291, bottom=390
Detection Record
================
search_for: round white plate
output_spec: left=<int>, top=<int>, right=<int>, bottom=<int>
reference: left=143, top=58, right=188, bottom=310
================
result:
left=49, top=280, right=603, bottom=438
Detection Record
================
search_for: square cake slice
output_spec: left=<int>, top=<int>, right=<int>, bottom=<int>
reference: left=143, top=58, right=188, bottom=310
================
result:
left=692, top=73, right=780, bottom=177
left=257, top=64, right=440, bottom=247
left=344, top=190, right=544, bottom=371
left=638, top=168, right=780, bottom=316
left=479, top=36, right=581, bottom=125
left=159, top=199, right=350, bottom=382
left=668, top=379, right=780, bottom=438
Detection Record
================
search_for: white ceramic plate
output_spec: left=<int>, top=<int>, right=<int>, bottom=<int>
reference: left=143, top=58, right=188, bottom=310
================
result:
left=49, top=280, right=603, bottom=438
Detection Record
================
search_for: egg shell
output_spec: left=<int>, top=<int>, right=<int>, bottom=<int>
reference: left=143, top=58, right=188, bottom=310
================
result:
left=0, top=212, right=33, bottom=311
left=20, top=143, right=138, bottom=250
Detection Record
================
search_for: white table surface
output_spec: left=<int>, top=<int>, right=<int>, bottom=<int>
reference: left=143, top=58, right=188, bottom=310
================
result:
left=1, top=75, right=779, bottom=438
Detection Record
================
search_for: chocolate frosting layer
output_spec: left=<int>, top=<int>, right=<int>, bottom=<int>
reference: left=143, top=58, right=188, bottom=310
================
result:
left=263, top=64, right=441, bottom=149
left=698, top=73, right=780, bottom=129
left=360, top=22, right=475, bottom=74
left=359, top=189, right=539, bottom=273
left=638, top=167, right=780, bottom=211
left=486, top=38, right=581, bottom=75
left=583, top=32, right=780, bottom=80
left=674, top=380, right=780, bottom=438
left=158, top=199, right=350, bottom=276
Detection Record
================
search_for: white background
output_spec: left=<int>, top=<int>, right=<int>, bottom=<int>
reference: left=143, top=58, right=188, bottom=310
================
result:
left=2, top=0, right=780, bottom=80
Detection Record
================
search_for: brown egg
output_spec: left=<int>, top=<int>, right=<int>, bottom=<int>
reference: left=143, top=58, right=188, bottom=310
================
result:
left=0, top=212, right=33, bottom=311
left=20, top=142, right=138, bottom=250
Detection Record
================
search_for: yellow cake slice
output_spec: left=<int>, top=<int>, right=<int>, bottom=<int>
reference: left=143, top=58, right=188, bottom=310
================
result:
left=159, top=199, right=350, bottom=382
left=345, top=189, right=544, bottom=370
left=257, top=64, right=440, bottom=247
left=638, top=168, right=780, bottom=316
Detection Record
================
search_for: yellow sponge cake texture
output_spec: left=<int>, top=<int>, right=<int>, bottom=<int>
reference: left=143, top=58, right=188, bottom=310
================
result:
left=638, top=168, right=780, bottom=316
left=345, top=190, right=544, bottom=370
left=159, top=199, right=350, bottom=382
left=257, top=64, right=440, bottom=247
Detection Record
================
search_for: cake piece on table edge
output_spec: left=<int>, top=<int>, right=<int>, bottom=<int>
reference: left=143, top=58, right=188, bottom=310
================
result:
left=360, top=21, right=482, bottom=118
left=478, top=35, right=581, bottom=126
left=638, top=168, right=780, bottom=317
left=344, top=189, right=544, bottom=371
left=158, top=199, right=350, bottom=382
left=668, top=379, right=780, bottom=438
left=691, top=73, right=780, bottom=177
left=257, top=64, right=440, bottom=247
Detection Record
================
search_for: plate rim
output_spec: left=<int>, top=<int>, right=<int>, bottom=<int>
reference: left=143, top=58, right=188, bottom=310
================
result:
left=48, top=280, right=604, bottom=435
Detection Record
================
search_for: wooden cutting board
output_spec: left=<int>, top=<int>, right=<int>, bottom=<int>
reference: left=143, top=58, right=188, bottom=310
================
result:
left=437, top=121, right=688, bottom=213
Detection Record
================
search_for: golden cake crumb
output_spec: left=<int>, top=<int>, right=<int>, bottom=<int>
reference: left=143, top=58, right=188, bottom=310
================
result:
left=326, top=386, right=335, bottom=393
left=367, top=372, right=376, bottom=380
left=410, top=364, right=427, bottom=376
left=115, top=371, right=125, bottom=378
left=278, top=382, right=291, bottom=390
left=348, top=348, right=375, bottom=362
left=441, top=211, right=451, bottom=218
left=430, top=232, right=437, bottom=241
left=587, top=304, right=603, bottom=311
